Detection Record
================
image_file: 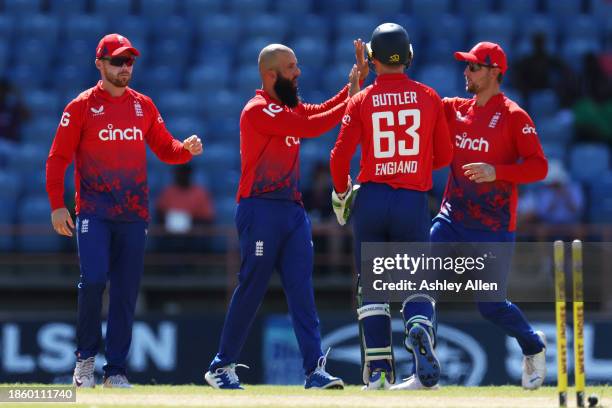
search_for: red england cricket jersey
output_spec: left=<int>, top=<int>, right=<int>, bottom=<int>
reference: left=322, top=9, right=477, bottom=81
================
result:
left=236, top=86, right=350, bottom=202
left=330, top=73, right=453, bottom=193
left=46, top=81, right=192, bottom=222
left=439, top=93, right=548, bottom=232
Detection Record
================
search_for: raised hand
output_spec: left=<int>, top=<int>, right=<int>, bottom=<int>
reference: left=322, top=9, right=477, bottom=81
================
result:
left=348, top=64, right=361, bottom=97
left=354, top=38, right=369, bottom=82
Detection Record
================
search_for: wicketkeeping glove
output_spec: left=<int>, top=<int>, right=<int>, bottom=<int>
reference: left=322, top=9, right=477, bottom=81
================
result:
left=331, top=180, right=360, bottom=226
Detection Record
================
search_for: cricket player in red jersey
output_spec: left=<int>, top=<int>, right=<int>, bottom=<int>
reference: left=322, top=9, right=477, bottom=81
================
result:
left=205, top=42, right=365, bottom=390
left=330, top=23, right=453, bottom=391
left=45, top=33, right=202, bottom=388
left=420, top=42, right=549, bottom=390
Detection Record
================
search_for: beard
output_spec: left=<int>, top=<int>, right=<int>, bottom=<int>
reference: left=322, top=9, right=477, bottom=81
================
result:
left=104, top=66, right=132, bottom=88
left=274, top=72, right=299, bottom=108
left=466, top=75, right=492, bottom=94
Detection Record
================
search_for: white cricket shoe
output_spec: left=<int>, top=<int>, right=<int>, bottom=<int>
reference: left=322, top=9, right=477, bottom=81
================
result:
left=361, top=370, right=391, bottom=391
left=389, top=374, right=440, bottom=391
left=205, top=364, right=249, bottom=390
left=522, top=331, right=547, bottom=390
left=103, top=374, right=133, bottom=388
left=72, top=357, right=95, bottom=388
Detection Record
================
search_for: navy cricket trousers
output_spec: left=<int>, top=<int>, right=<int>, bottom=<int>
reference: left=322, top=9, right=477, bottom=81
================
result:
left=430, top=217, right=545, bottom=355
left=209, top=198, right=323, bottom=375
left=352, top=182, right=431, bottom=373
left=352, top=182, right=430, bottom=260
left=75, top=215, right=147, bottom=376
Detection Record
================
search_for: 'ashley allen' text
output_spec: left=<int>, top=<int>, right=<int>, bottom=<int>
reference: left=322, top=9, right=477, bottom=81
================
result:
left=372, top=279, right=498, bottom=292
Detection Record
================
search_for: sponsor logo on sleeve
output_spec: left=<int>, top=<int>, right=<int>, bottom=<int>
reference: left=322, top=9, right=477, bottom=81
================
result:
left=522, top=124, right=537, bottom=135
left=60, top=112, right=71, bottom=127
left=262, top=103, right=283, bottom=118
left=342, top=114, right=351, bottom=126
left=285, top=136, right=300, bottom=147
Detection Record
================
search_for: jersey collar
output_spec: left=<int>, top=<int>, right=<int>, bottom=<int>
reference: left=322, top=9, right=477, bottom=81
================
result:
left=94, top=80, right=132, bottom=103
left=374, top=73, right=409, bottom=84
left=473, top=92, right=505, bottom=109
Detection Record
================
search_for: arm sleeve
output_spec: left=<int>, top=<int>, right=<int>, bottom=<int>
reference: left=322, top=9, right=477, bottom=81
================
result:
left=442, top=97, right=458, bottom=122
left=330, top=95, right=362, bottom=193
left=494, top=110, right=548, bottom=183
left=144, top=99, right=192, bottom=164
left=45, top=100, right=83, bottom=211
left=432, top=97, right=453, bottom=170
left=247, top=99, right=347, bottom=138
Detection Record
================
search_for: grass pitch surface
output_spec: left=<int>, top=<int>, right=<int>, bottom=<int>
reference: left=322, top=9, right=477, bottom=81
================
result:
left=0, top=384, right=609, bottom=408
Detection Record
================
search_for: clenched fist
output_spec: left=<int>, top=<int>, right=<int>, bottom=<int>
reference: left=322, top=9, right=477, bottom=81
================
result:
left=183, top=135, right=203, bottom=155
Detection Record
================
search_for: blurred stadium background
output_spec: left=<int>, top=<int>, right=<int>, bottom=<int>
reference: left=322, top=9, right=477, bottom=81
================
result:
left=0, top=0, right=610, bottom=387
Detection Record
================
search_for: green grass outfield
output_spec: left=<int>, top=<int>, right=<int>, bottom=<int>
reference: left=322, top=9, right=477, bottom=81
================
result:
left=0, top=384, right=609, bottom=408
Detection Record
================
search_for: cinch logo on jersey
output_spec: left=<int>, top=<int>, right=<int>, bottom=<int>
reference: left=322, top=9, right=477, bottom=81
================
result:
left=455, top=132, right=489, bottom=152
left=522, top=124, right=537, bottom=135
left=98, top=124, right=143, bottom=141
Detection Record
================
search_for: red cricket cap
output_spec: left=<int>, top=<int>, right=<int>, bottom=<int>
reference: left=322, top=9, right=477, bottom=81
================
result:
left=454, top=41, right=507, bottom=74
left=96, top=33, right=140, bottom=59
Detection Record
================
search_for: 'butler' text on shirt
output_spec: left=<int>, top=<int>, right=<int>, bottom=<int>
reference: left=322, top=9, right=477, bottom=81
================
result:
left=372, top=92, right=418, bottom=107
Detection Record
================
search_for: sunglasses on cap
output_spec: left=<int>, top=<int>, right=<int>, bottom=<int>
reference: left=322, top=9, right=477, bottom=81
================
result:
left=467, top=62, right=496, bottom=72
left=99, top=56, right=135, bottom=67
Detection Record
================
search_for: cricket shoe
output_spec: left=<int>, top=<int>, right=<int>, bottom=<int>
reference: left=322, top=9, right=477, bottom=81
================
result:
left=304, top=349, right=344, bottom=389
left=103, top=374, right=133, bottom=388
left=522, top=331, right=547, bottom=390
left=390, top=375, right=440, bottom=391
left=205, top=364, right=249, bottom=390
left=362, top=369, right=391, bottom=390
left=72, top=357, right=95, bottom=388
left=407, top=324, right=440, bottom=387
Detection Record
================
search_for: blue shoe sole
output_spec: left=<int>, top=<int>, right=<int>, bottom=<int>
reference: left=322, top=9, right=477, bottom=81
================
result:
left=408, top=325, right=440, bottom=387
